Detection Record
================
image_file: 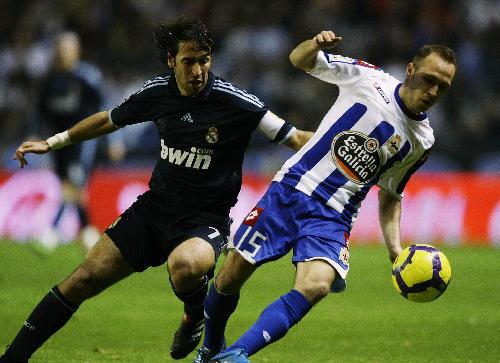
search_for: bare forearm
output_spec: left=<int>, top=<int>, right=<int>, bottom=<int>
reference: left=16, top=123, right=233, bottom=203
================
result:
left=378, top=189, right=402, bottom=261
left=284, top=130, right=314, bottom=151
left=68, top=111, right=117, bottom=142
left=289, top=31, right=343, bottom=72
left=289, top=39, right=320, bottom=72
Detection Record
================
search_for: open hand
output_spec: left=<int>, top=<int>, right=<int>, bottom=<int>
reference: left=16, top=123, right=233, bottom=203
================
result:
left=13, top=140, right=51, bottom=168
left=312, top=31, right=342, bottom=49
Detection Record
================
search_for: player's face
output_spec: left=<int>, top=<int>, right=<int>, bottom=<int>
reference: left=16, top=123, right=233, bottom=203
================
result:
left=55, top=34, right=81, bottom=71
left=403, top=53, right=456, bottom=113
left=168, top=41, right=212, bottom=97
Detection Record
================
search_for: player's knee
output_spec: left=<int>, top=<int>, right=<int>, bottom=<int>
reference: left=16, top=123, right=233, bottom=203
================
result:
left=169, top=241, right=215, bottom=281
left=169, top=256, right=208, bottom=288
left=295, top=280, right=331, bottom=305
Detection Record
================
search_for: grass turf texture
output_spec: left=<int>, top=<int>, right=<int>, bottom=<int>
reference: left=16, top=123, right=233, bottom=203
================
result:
left=0, top=241, right=499, bottom=362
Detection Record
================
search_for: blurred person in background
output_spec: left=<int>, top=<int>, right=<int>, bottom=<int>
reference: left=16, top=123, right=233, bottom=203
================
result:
left=0, top=17, right=312, bottom=363
left=35, top=31, right=125, bottom=251
left=197, top=30, right=457, bottom=363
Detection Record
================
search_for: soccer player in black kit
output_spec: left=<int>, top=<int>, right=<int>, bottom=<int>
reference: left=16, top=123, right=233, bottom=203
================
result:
left=37, top=32, right=105, bottom=250
left=1, top=18, right=312, bottom=362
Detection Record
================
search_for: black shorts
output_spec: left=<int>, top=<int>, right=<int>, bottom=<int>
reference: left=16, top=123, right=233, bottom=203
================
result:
left=105, top=190, right=230, bottom=274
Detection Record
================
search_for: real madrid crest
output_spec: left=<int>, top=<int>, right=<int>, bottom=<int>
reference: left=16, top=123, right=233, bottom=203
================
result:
left=206, top=126, right=219, bottom=144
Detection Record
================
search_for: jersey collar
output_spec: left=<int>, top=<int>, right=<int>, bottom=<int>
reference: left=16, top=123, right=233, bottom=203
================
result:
left=169, top=71, right=214, bottom=100
left=394, top=83, right=427, bottom=121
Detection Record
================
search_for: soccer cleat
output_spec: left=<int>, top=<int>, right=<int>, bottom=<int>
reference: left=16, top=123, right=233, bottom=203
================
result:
left=209, top=348, right=250, bottom=363
left=192, top=340, right=226, bottom=363
left=170, top=315, right=204, bottom=359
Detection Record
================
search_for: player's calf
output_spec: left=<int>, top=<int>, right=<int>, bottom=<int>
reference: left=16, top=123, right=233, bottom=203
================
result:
left=1, top=286, right=78, bottom=362
left=170, top=276, right=209, bottom=359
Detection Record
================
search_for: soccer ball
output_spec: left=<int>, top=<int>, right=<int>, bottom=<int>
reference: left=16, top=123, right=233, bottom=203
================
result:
left=392, top=244, right=451, bottom=302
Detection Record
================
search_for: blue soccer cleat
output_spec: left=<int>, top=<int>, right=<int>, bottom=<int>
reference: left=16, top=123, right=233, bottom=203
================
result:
left=209, top=348, right=250, bottom=363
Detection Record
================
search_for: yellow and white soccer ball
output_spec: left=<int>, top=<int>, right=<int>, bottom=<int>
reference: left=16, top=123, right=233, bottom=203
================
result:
left=392, top=244, right=451, bottom=302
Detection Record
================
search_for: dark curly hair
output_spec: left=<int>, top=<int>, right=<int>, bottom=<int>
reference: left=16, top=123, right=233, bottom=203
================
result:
left=153, top=17, right=214, bottom=66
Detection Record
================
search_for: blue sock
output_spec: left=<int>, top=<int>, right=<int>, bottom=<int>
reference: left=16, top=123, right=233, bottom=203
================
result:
left=230, top=289, right=311, bottom=356
left=203, top=282, right=239, bottom=351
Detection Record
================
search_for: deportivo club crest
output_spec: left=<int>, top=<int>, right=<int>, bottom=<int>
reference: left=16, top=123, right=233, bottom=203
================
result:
left=206, top=127, right=219, bottom=144
left=387, top=134, right=402, bottom=154
left=331, top=131, right=382, bottom=184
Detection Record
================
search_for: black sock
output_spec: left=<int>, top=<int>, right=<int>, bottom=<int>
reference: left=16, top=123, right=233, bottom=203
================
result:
left=4, top=286, right=78, bottom=361
left=76, top=205, right=89, bottom=227
left=171, top=276, right=208, bottom=323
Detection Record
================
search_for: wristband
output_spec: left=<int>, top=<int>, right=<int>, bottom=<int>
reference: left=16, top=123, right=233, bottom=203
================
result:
left=46, top=131, right=72, bottom=150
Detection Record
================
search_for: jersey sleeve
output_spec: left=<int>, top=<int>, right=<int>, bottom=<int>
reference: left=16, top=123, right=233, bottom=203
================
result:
left=257, top=111, right=296, bottom=143
left=109, top=87, right=158, bottom=127
left=307, top=51, right=381, bottom=87
left=377, top=149, right=432, bottom=199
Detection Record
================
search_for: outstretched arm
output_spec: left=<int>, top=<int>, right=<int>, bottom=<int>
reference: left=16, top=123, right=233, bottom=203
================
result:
left=289, top=30, right=343, bottom=72
left=14, top=111, right=117, bottom=168
left=378, top=188, right=403, bottom=262
left=257, top=111, right=313, bottom=151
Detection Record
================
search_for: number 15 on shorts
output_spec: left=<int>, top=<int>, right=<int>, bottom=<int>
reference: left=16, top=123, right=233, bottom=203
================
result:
left=234, top=225, right=267, bottom=258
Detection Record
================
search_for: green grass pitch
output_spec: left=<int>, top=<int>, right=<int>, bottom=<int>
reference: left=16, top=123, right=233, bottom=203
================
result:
left=0, top=241, right=499, bottom=362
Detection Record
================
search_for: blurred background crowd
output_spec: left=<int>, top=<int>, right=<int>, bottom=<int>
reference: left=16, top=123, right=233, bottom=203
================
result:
left=1, top=0, right=499, bottom=173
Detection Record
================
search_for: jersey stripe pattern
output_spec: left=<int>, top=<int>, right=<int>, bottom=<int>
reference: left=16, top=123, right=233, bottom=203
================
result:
left=274, top=51, right=434, bottom=228
left=135, top=75, right=171, bottom=94
left=213, top=79, right=265, bottom=108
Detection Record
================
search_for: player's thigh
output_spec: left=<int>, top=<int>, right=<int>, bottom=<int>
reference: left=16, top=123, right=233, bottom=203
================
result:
left=294, top=260, right=336, bottom=305
left=60, top=233, right=134, bottom=295
left=215, top=250, right=257, bottom=294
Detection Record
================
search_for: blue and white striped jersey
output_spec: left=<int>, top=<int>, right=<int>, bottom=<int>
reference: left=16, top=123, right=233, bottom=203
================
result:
left=274, top=51, right=434, bottom=228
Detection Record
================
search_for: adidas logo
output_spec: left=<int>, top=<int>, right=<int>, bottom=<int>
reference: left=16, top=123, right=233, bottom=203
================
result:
left=181, top=113, right=194, bottom=123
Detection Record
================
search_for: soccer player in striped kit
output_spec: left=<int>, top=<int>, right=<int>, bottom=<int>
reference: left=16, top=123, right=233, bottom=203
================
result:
left=196, top=30, right=456, bottom=363
left=1, top=18, right=312, bottom=363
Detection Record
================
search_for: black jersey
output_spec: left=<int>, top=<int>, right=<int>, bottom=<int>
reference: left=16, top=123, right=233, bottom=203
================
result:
left=110, top=72, right=290, bottom=217
left=39, top=65, right=102, bottom=132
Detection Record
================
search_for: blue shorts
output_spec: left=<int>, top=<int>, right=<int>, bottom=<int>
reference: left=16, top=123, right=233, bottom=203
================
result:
left=232, top=182, right=351, bottom=282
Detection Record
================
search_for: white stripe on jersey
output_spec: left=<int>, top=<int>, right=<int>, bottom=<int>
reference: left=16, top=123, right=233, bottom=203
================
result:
left=214, top=79, right=264, bottom=104
left=295, top=153, right=336, bottom=196
left=136, top=76, right=171, bottom=94
left=213, top=86, right=265, bottom=108
left=273, top=121, right=325, bottom=183
left=273, top=52, right=434, bottom=227
left=276, top=105, right=392, bottom=198
left=214, top=80, right=265, bottom=107
left=145, top=75, right=170, bottom=82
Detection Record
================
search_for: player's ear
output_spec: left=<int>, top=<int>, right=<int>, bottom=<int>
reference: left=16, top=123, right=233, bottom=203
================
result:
left=406, top=63, right=416, bottom=78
